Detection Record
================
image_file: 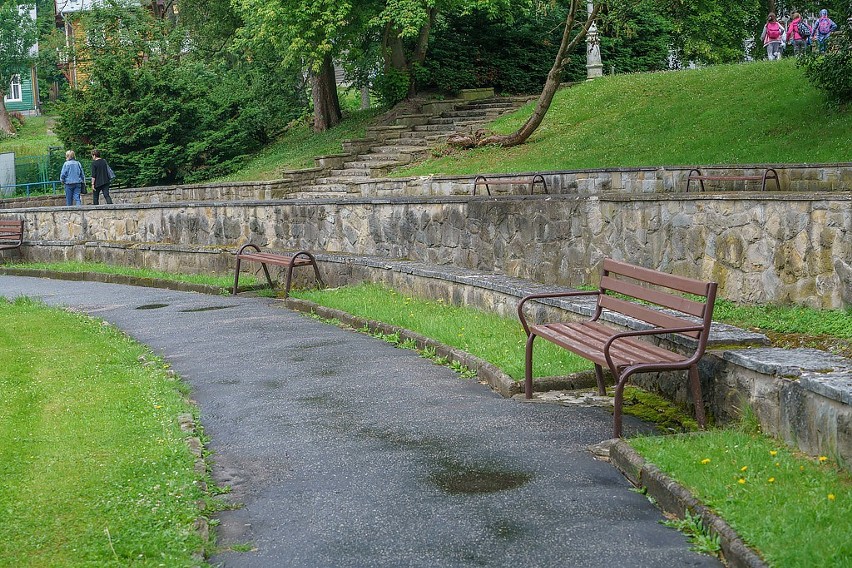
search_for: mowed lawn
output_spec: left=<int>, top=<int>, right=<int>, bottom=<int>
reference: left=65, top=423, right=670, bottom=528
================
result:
left=0, top=298, right=207, bottom=566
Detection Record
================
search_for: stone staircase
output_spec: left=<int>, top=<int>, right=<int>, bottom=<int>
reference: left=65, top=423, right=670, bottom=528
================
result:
left=291, top=96, right=533, bottom=198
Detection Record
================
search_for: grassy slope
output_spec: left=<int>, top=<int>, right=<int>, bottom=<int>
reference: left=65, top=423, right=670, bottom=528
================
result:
left=397, top=59, right=852, bottom=177
left=0, top=116, right=61, bottom=157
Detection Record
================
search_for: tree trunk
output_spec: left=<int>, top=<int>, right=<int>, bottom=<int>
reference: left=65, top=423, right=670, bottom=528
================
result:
left=476, top=0, right=599, bottom=148
left=0, top=96, right=15, bottom=135
left=408, top=7, right=437, bottom=96
left=311, top=54, right=342, bottom=132
left=383, top=22, right=408, bottom=73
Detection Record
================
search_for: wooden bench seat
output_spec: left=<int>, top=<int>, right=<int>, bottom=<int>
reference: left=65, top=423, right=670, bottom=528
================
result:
left=518, top=258, right=717, bottom=437
left=232, top=244, right=324, bottom=298
left=473, top=174, right=548, bottom=196
left=0, top=219, right=24, bottom=253
left=686, top=167, right=780, bottom=192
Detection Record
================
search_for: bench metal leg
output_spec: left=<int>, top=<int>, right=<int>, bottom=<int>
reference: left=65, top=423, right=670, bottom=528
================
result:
left=232, top=257, right=242, bottom=295
left=688, top=365, right=707, bottom=429
left=524, top=333, right=536, bottom=399
left=594, top=364, right=607, bottom=396
left=612, top=372, right=631, bottom=439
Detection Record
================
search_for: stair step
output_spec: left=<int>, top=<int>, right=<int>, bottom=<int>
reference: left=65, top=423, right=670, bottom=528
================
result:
left=412, top=124, right=457, bottom=132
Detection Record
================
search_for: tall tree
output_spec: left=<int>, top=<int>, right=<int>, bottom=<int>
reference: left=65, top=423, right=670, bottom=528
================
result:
left=0, top=1, right=38, bottom=134
left=231, top=0, right=351, bottom=131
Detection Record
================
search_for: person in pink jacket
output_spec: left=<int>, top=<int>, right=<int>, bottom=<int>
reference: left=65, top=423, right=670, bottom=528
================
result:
left=761, top=12, right=785, bottom=60
left=787, top=12, right=811, bottom=56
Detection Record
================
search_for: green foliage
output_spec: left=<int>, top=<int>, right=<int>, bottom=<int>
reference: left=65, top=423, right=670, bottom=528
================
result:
left=371, top=67, right=411, bottom=107
left=713, top=299, right=852, bottom=339
left=55, top=4, right=306, bottom=187
left=799, top=40, right=852, bottom=107
left=600, top=0, right=675, bottom=73
left=662, top=511, right=722, bottom=556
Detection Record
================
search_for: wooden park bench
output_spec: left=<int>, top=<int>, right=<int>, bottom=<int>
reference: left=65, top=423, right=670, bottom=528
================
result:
left=686, top=167, right=781, bottom=192
left=473, top=174, right=548, bottom=196
left=517, top=258, right=717, bottom=437
left=232, top=244, right=324, bottom=298
left=0, top=219, right=24, bottom=254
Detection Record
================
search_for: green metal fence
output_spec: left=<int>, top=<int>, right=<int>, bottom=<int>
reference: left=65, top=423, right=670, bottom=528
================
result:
left=1, top=147, right=95, bottom=199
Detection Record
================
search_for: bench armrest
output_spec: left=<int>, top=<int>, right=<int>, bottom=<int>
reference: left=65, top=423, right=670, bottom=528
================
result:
left=602, top=324, right=708, bottom=372
left=517, top=290, right=600, bottom=335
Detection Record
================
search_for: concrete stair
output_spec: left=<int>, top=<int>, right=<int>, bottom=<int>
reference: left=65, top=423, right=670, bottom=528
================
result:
left=299, top=96, right=533, bottom=198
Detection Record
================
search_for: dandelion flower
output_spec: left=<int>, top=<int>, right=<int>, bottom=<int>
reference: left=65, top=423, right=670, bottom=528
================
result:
left=828, top=494, right=836, bottom=501
left=738, top=478, right=746, bottom=484
left=775, top=462, right=780, bottom=467
left=768, top=477, right=775, bottom=483
left=770, top=450, right=778, bottom=456
left=740, top=466, right=748, bottom=472
left=701, top=458, right=711, bottom=465
left=819, top=456, right=828, bottom=463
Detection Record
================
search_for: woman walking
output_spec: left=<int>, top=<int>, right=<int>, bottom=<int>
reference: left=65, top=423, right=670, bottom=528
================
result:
left=787, top=12, right=810, bottom=56
left=59, top=150, right=85, bottom=206
left=761, top=13, right=785, bottom=60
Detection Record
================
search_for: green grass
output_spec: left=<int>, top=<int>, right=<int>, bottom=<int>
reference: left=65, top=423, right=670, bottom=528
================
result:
left=713, top=299, right=852, bottom=339
left=0, top=116, right=61, bottom=157
left=630, top=428, right=852, bottom=566
left=396, top=59, right=852, bottom=177
left=0, top=297, right=207, bottom=566
left=292, top=282, right=592, bottom=380
left=216, top=108, right=384, bottom=182
left=5, top=260, right=254, bottom=291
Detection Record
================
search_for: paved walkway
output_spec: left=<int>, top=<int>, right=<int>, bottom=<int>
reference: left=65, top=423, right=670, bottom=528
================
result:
left=0, top=276, right=720, bottom=567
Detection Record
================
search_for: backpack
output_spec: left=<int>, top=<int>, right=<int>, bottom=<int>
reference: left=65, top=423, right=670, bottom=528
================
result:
left=767, top=21, right=781, bottom=40
left=107, top=165, right=115, bottom=181
left=817, top=17, right=832, bottom=35
left=797, top=20, right=811, bottom=38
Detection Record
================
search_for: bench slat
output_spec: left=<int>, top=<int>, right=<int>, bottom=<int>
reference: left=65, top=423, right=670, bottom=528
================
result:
left=600, top=275, right=708, bottom=318
left=603, top=258, right=712, bottom=296
left=599, top=295, right=702, bottom=339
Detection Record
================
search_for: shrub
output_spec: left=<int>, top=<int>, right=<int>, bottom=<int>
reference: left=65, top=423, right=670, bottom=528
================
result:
left=371, top=68, right=410, bottom=107
left=799, top=39, right=852, bottom=107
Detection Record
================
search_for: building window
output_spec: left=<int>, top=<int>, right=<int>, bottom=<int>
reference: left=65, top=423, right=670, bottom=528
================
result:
left=5, top=75, right=22, bottom=102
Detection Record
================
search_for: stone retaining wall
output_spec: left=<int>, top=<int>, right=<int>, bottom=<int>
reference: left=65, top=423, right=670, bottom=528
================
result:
left=5, top=191, right=850, bottom=308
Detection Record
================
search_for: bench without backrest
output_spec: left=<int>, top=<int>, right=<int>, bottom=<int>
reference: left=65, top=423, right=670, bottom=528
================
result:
left=233, top=244, right=324, bottom=298
left=0, top=219, right=24, bottom=252
left=473, top=174, right=548, bottom=196
left=518, top=258, right=717, bottom=437
left=686, top=168, right=781, bottom=192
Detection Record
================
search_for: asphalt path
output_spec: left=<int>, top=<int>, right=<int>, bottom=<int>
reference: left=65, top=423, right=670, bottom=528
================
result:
left=0, top=276, right=720, bottom=567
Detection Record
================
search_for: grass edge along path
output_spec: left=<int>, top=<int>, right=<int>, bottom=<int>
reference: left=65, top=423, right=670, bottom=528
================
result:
left=0, top=297, right=211, bottom=566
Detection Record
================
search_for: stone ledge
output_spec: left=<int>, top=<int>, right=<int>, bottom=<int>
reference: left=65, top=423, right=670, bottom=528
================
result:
left=721, top=348, right=852, bottom=405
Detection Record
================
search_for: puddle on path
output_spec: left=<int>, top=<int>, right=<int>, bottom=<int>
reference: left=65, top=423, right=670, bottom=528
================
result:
left=136, top=303, right=169, bottom=310
left=430, top=462, right=532, bottom=495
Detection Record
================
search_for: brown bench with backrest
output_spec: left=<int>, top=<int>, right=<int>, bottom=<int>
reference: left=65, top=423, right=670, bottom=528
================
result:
left=517, top=258, right=717, bottom=437
left=233, top=244, right=324, bottom=298
left=0, top=219, right=24, bottom=254
left=686, top=167, right=781, bottom=192
left=473, top=174, right=548, bottom=196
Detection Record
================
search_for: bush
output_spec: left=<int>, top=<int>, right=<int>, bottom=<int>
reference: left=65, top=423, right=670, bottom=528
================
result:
left=799, top=39, right=852, bottom=108
left=371, top=68, right=410, bottom=107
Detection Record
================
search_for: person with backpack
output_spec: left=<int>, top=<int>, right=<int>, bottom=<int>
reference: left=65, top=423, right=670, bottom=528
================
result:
left=89, top=149, right=114, bottom=205
left=813, top=9, right=838, bottom=53
left=59, top=150, right=85, bottom=206
left=761, top=12, right=784, bottom=60
left=787, top=12, right=811, bottom=56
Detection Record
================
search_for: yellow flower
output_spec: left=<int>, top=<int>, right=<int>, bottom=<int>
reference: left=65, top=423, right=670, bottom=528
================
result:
left=828, top=494, right=836, bottom=501
left=700, top=458, right=711, bottom=465
left=819, top=456, right=828, bottom=463
left=738, top=478, right=746, bottom=484
left=154, top=404, right=162, bottom=409
left=740, top=466, right=748, bottom=472
left=768, top=477, right=775, bottom=483
left=770, top=450, right=778, bottom=456
left=775, top=462, right=780, bottom=467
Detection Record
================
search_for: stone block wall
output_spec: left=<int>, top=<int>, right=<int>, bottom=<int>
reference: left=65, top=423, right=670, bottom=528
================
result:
left=7, top=190, right=852, bottom=308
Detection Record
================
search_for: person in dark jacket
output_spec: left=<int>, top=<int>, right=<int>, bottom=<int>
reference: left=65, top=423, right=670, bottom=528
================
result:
left=89, top=149, right=114, bottom=205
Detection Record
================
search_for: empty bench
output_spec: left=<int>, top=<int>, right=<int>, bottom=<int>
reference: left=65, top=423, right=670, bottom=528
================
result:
left=232, top=244, right=324, bottom=298
left=686, top=167, right=781, bottom=192
left=0, top=219, right=24, bottom=253
left=517, top=258, right=717, bottom=437
left=473, top=174, right=548, bottom=196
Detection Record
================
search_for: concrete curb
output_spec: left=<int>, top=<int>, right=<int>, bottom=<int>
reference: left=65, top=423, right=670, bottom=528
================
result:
left=608, top=440, right=768, bottom=568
